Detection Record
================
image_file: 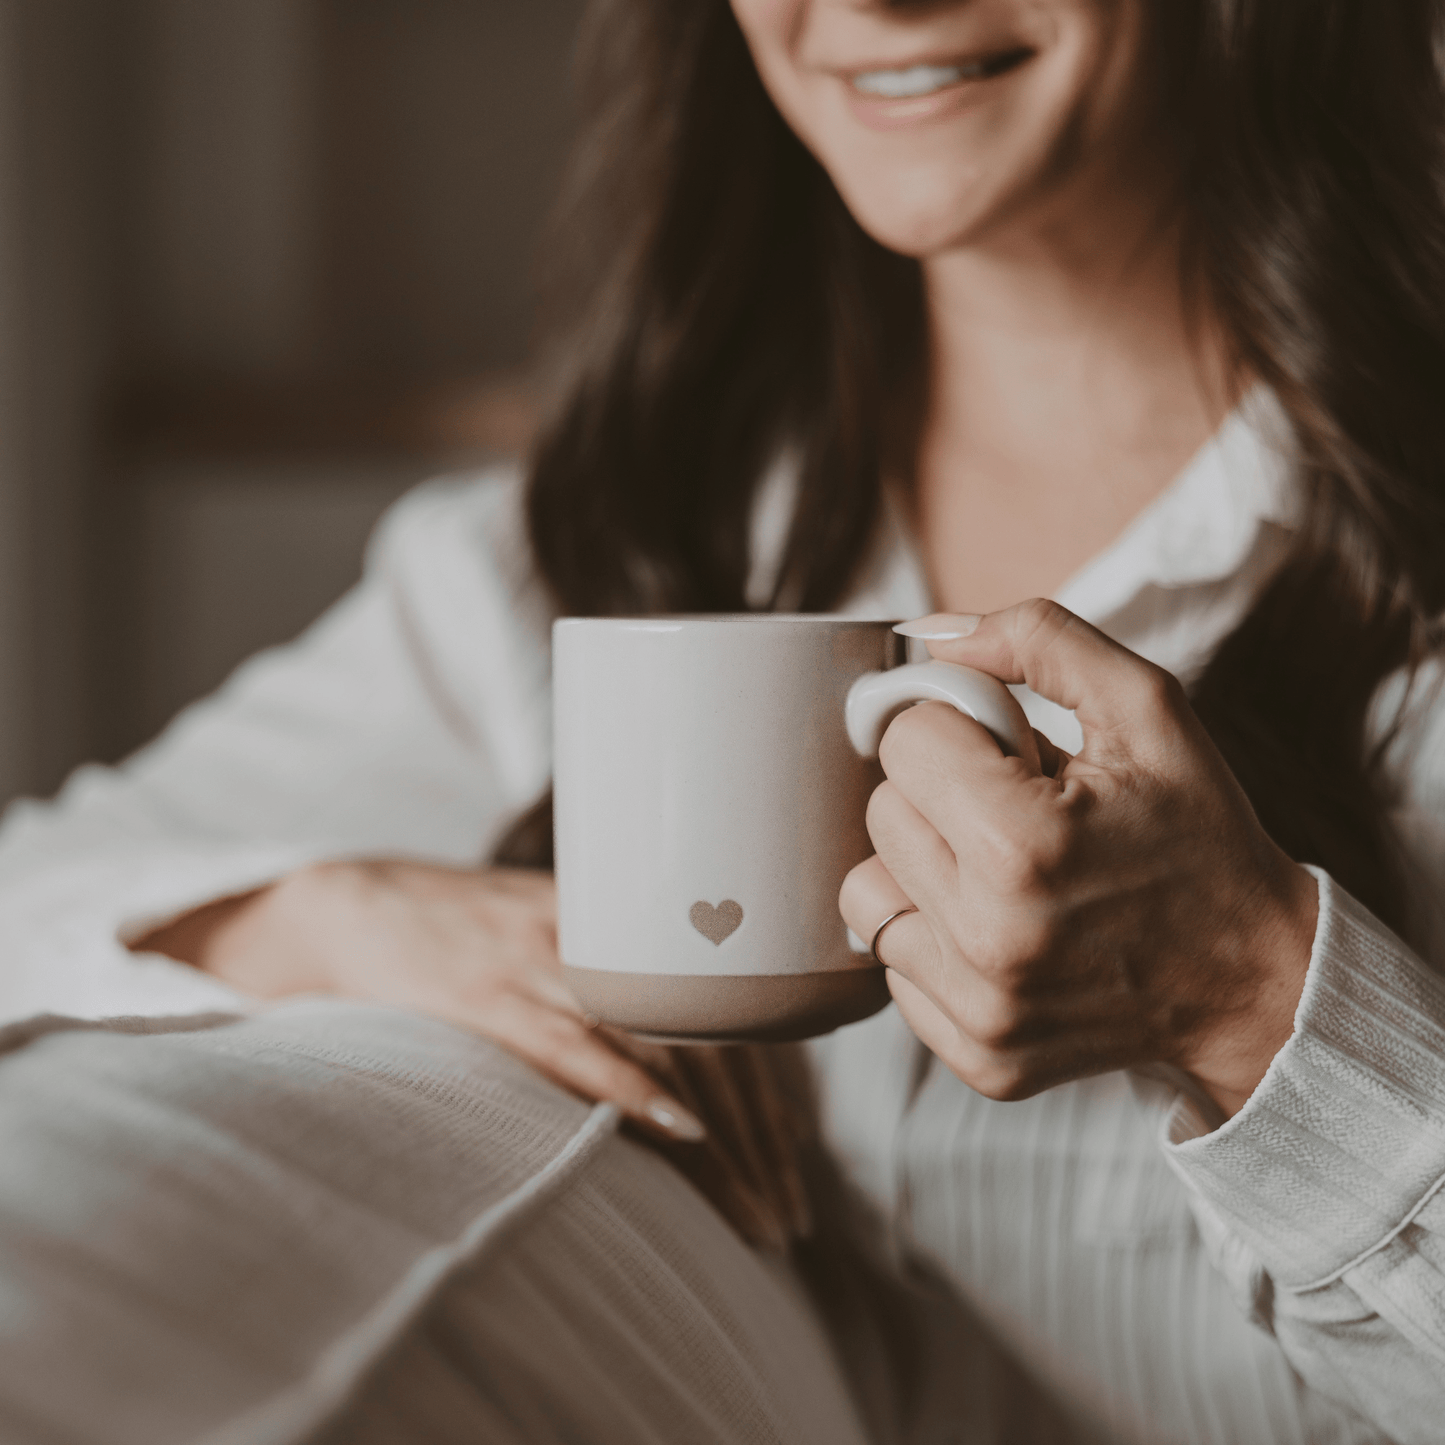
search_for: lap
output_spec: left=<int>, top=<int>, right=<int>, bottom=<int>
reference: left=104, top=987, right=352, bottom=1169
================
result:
left=0, top=1002, right=869, bottom=1445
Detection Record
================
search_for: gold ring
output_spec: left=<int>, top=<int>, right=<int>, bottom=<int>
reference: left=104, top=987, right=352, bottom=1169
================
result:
left=870, top=905, right=919, bottom=966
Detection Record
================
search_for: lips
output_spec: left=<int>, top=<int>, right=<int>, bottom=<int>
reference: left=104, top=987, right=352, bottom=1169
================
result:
left=838, top=45, right=1033, bottom=131
left=850, top=46, right=1034, bottom=100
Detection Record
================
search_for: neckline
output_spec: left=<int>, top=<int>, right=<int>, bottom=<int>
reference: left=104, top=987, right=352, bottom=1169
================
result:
left=1051, top=390, right=1295, bottom=624
left=755, top=390, right=1297, bottom=628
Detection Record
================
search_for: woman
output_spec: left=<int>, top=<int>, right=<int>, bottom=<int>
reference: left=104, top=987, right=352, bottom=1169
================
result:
left=3, top=0, right=1444, bottom=1440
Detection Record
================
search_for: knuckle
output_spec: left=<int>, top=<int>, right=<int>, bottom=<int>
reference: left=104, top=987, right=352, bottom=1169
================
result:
left=969, top=917, right=1050, bottom=987
left=838, top=863, right=866, bottom=916
left=1136, top=663, right=1186, bottom=717
left=968, top=988, right=1027, bottom=1051
left=986, top=829, right=1046, bottom=895
left=965, top=1050, right=1035, bottom=1102
left=984, top=1064, right=1037, bottom=1103
left=994, top=838, right=1040, bottom=890
left=1028, top=816, right=1074, bottom=880
left=983, top=816, right=1072, bottom=894
left=865, top=779, right=904, bottom=838
left=530, top=1005, right=591, bottom=1053
left=1012, top=597, right=1071, bottom=652
left=1014, top=596, right=1065, bottom=630
left=839, top=858, right=882, bottom=923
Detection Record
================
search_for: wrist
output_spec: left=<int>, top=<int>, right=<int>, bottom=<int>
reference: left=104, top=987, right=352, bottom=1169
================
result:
left=240, top=861, right=360, bottom=995
left=1189, top=856, right=1318, bottom=1119
left=132, top=889, right=266, bottom=975
left=137, top=862, right=349, bottom=999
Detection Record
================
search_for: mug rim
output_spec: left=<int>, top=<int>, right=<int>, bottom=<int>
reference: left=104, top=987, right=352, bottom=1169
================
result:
left=553, top=614, right=902, bottom=630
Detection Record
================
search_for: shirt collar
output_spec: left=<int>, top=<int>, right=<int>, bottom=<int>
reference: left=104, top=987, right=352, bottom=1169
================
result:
left=1054, top=389, right=1296, bottom=626
left=750, top=390, right=1296, bottom=627
left=838, top=389, right=1295, bottom=627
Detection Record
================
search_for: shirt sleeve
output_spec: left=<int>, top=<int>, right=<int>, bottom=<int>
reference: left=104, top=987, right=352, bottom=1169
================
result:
left=1163, top=871, right=1445, bottom=1443
left=0, top=467, right=555, bottom=1028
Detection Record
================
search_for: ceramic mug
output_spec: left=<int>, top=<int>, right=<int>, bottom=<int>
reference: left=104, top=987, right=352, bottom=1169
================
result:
left=553, top=615, right=1035, bottom=1043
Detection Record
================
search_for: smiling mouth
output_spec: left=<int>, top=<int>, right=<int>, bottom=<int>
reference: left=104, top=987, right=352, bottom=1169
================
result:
left=850, top=47, right=1034, bottom=100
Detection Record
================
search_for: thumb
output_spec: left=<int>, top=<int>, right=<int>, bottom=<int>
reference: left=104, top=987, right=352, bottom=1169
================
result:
left=896, top=599, right=1183, bottom=747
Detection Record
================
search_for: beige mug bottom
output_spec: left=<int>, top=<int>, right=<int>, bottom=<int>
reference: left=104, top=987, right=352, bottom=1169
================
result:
left=561, top=964, right=891, bottom=1044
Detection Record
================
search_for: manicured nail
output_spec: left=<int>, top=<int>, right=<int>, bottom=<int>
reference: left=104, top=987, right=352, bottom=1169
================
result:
left=646, top=1098, right=707, bottom=1142
left=893, top=614, right=982, bottom=640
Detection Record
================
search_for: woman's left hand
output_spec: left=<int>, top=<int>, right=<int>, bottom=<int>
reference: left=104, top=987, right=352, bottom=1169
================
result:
left=839, top=599, right=1320, bottom=1119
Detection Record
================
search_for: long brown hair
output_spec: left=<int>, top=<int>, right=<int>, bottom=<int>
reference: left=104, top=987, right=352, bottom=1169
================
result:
left=502, top=0, right=1445, bottom=940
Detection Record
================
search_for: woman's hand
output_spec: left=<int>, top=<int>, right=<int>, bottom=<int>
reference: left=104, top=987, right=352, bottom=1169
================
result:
left=839, top=600, right=1319, bottom=1119
left=137, top=860, right=814, bottom=1247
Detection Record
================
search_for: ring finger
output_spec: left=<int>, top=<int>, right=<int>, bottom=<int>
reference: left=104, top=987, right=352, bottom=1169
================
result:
left=839, top=853, right=934, bottom=972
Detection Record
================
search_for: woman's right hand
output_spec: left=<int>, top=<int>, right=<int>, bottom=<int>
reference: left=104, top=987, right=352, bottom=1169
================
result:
left=136, top=860, right=814, bottom=1249
left=141, top=859, right=711, bottom=1139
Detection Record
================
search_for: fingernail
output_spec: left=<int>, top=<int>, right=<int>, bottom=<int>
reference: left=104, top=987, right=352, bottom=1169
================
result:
left=646, top=1098, right=707, bottom=1142
left=893, top=614, right=982, bottom=640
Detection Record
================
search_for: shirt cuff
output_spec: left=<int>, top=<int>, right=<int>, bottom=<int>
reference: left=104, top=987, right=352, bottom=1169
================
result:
left=0, top=842, right=322, bottom=1029
left=1163, top=867, right=1445, bottom=1290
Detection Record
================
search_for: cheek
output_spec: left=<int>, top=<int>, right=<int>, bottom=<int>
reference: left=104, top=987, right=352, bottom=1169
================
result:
left=728, top=0, right=805, bottom=76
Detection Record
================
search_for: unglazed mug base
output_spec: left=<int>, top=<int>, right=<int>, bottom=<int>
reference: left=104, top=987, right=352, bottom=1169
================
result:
left=562, top=964, right=891, bottom=1044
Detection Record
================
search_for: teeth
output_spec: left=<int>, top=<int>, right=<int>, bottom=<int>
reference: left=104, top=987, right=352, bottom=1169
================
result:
left=852, top=62, right=982, bottom=99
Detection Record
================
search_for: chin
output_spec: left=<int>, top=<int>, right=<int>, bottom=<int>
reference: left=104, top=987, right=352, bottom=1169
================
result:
left=852, top=207, right=974, bottom=258
left=833, top=175, right=995, bottom=259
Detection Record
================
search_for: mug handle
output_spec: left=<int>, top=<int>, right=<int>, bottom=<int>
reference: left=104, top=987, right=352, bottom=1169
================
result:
left=845, top=661, right=1040, bottom=771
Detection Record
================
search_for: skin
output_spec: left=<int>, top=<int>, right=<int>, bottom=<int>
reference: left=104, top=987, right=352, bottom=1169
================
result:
left=734, top=0, right=1316, bottom=1113
left=139, top=0, right=1319, bottom=1240
left=838, top=604, right=1317, bottom=1117
left=735, top=0, right=1233, bottom=611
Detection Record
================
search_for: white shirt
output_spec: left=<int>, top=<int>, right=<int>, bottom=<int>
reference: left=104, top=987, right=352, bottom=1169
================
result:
left=2, top=401, right=1445, bottom=1443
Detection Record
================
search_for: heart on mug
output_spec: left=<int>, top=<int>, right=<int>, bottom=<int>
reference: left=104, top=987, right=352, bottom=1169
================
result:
left=689, top=899, right=744, bottom=945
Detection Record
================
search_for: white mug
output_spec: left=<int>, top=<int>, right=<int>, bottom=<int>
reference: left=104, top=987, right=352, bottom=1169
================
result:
left=553, top=615, right=1035, bottom=1042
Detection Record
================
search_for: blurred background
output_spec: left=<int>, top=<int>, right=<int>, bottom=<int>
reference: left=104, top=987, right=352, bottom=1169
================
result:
left=0, top=0, right=584, bottom=808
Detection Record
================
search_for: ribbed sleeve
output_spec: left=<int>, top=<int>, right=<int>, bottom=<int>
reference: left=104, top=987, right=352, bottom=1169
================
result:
left=1164, top=868, right=1445, bottom=1290
left=1157, top=869, right=1445, bottom=1442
